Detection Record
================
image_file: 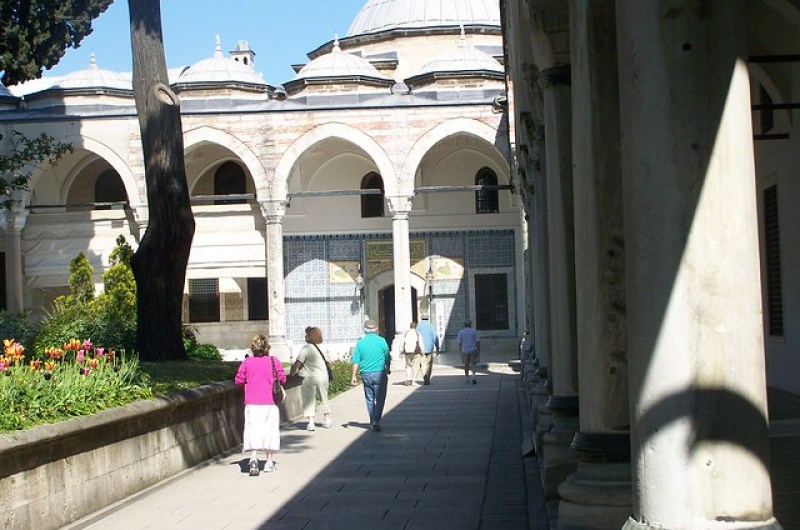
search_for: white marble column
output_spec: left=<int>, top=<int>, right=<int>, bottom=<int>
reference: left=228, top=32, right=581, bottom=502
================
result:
left=1, top=208, right=28, bottom=312
left=617, top=2, right=780, bottom=528
left=558, top=2, right=631, bottom=527
left=540, top=63, right=580, bottom=498
left=259, top=200, right=289, bottom=360
left=131, top=204, right=149, bottom=243
left=388, top=195, right=413, bottom=354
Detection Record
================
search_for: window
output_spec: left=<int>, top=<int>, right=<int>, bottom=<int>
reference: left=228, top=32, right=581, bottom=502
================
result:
left=247, top=277, right=269, bottom=320
left=759, top=84, right=774, bottom=135
left=474, top=273, right=509, bottom=330
left=189, top=279, right=220, bottom=322
left=475, top=168, right=499, bottom=214
left=214, top=162, right=247, bottom=205
left=94, top=169, right=126, bottom=205
left=763, top=185, right=783, bottom=337
left=361, top=172, right=384, bottom=218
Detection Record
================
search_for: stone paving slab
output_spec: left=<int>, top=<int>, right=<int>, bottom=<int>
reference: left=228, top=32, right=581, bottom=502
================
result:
left=64, top=352, right=537, bottom=530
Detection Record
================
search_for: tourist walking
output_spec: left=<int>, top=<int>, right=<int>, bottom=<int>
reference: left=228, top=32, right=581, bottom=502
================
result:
left=456, top=320, right=480, bottom=385
left=234, top=335, right=287, bottom=476
left=416, top=314, right=440, bottom=385
left=401, top=321, right=423, bottom=386
left=350, top=319, right=391, bottom=431
left=290, top=326, right=333, bottom=431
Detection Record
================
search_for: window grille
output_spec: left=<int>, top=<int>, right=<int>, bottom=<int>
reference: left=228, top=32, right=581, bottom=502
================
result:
left=189, top=278, right=220, bottom=323
left=361, top=172, right=385, bottom=218
left=763, top=185, right=784, bottom=337
left=214, top=162, right=247, bottom=205
left=759, top=85, right=774, bottom=134
left=247, top=277, right=269, bottom=321
left=475, top=168, right=499, bottom=214
left=474, top=273, right=509, bottom=330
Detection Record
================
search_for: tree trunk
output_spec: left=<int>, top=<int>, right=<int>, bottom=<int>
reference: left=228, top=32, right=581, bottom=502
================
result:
left=127, top=0, right=194, bottom=361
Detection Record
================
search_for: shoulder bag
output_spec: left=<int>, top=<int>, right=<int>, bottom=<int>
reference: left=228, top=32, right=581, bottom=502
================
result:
left=271, top=357, right=285, bottom=404
left=313, top=344, right=334, bottom=382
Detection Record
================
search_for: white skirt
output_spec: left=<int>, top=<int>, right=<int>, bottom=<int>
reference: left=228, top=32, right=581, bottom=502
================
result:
left=242, top=404, right=281, bottom=452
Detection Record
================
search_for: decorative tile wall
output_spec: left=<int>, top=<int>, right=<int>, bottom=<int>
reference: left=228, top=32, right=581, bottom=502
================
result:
left=284, top=229, right=517, bottom=343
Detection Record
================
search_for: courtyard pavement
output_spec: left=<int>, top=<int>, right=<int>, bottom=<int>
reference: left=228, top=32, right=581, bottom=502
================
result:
left=64, top=350, right=548, bottom=530
left=61, top=350, right=800, bottom=530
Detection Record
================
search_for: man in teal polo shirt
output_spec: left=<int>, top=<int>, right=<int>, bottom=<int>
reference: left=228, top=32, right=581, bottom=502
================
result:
left=350, top=320, right=391, bottom=431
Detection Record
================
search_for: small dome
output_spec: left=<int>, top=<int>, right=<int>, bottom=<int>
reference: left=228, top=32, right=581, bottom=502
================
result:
left=294, top=38, right=390, bottom=81
left=415, top=34, right=503, bottom=76
left=348, top=0, right=500, bottom=36
left=178, top=36, right=266, bottom=85
left=55, top=53, right=131, bottom=90
left=234, top=40, right=253, bottom=52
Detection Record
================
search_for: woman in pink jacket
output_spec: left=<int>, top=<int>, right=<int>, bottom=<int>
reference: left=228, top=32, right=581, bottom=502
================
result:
left=235, top=335, right=287, bottom=476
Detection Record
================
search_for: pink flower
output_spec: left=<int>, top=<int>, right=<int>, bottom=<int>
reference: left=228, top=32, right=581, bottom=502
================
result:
left=95, top=348, right=105, bottom=357
left=82, top=340, right=93, bottom=351
left=77, top=350, right=85, bottom=363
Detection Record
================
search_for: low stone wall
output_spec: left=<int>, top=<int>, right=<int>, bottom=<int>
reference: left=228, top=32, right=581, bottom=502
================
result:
left=0, top=376, right=303, bottom=530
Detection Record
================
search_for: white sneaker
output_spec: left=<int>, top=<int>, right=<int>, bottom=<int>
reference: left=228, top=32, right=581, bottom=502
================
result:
left=264, top=460, right=276, bottom=473
left=307, top=421, right=316, bottom=431
left=323, top=418, right=333, bottom=429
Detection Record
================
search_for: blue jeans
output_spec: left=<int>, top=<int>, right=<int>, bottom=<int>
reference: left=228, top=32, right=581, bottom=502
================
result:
left=361, top=370, right=388, bottom=426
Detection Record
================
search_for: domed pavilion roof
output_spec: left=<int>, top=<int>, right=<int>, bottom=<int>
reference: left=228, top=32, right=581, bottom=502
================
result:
left=54, top=53, right=131, bottom=91
left=294, top=38, right=391, bottom=81
left=348, top=0, right=500, bottom=36
left=177, top=36, right=266, bottom=86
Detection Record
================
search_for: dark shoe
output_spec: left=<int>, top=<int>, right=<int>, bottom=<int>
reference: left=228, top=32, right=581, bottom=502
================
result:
left=372, top=423, right=382, bottom=432
left=249, top=460, right=260, bottom=476
left=472, top=379, right=477, bottom=385
left=423, top=377, right=430, bottom=385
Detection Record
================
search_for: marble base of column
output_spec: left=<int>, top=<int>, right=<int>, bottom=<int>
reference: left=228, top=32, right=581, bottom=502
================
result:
left=268, top=337, right=290, bottom=362
left=622, top=517, right=782, bottom=530
left=558, top=432, right=632, bottom=530
left=541, top=395, right=580, bottom=498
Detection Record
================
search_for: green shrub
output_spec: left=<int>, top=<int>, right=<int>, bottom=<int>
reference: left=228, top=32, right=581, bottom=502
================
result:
left=328, top=359, right=354, bottom=397
left=188, top=343, right=221, bottom=361
left=0, top=311, right=38, bottom=347
left=33, top=236, right=138, bottom=355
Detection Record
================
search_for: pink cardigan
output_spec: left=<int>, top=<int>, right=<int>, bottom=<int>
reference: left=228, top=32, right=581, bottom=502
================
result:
left=234, top=355, right=287, bottom=405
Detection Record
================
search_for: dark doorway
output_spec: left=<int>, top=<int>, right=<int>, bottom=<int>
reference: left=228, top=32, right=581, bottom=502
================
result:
left=378, top=285, right=418, bottom=343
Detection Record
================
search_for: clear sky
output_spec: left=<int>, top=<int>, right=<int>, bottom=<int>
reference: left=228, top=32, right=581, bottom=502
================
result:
left=46, top=0, right=369, bottom=85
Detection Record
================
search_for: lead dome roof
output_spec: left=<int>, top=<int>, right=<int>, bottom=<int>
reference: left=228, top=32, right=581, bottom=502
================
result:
left=348, top=0, right=500, bottom=35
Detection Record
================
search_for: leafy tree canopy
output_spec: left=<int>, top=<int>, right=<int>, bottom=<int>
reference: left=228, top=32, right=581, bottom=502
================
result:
left=0, top=130, right=72, bottom=208
left=0, top=0, right=114, bottom=86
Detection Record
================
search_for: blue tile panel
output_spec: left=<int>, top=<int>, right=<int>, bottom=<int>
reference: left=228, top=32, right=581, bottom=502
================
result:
left=284, top=229, right=517, bottom=343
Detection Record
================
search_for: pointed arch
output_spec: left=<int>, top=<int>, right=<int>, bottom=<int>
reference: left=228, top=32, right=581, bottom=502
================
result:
left=273, top=123, right=397, bottom=201
left=400, top=118, right=510, bottom=193
left=25, top=134, right=139, bottom=208
left=183, top=125, right=268, bottom=195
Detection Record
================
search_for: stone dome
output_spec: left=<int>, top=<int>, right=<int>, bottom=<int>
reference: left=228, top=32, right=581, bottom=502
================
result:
left=178, top=36, right=266, bottom=85
left=54, top=53, right=131, bottom=91
left=294, top=38, right=391, bottom=81
left=348, top=0, right=500, bottom=36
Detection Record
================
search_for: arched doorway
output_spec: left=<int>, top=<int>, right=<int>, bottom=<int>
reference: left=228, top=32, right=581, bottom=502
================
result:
left=378, top=285, right=418, bottom=342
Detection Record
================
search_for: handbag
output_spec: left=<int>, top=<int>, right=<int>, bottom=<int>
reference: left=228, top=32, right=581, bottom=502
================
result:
left=271, top=357, right=285, bottom=404
left=313, top=344, right=334, bottom=382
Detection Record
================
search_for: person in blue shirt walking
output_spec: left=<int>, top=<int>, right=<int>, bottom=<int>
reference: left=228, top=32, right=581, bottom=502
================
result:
left=456, top=319, right=480, bottom=385
left=415, top=314, right=440, bottom=385
left=350, top=320, right=391, bottom=431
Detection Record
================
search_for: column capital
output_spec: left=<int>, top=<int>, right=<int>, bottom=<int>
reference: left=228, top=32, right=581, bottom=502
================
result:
left=0, top=208, right=29, bottom=233
left=258, top=199, right=288, bottom=222
left=538, top=64, right=571, bottom=89
left=387, top=195, right=413, bottom=218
